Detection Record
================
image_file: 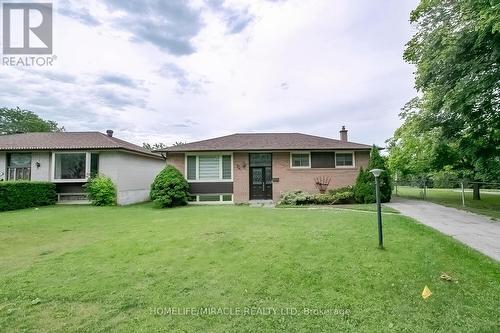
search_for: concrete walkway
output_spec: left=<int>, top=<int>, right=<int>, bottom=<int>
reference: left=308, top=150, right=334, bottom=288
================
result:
left=386, top=198, right=500, bottom=261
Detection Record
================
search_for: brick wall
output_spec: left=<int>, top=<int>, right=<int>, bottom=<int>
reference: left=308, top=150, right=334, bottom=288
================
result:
left=166, top=153, right=185, bottom=175
left=272, top=151, right=369, bottom=201
left=233, top=152, right=249, bottom=203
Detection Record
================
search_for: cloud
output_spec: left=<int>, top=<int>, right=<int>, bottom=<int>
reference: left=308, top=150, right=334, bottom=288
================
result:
left=172, top=119, right=199, bottom=128
left=58, top=1, right=100, bottom=26
left=96, top=73, right=140, bottom=88
left=94, top=88, right=146, bottom=109
left=158, top=63, right=210, bottom=94
left=38, top=71, right=77, bottom=84
left=0, top=0, right=419, bottom=148
left=225, top=8, right=254, bottom=34
left=103, top=0, right=203, bottom=55
left=206, top=0, right=254, bottom=34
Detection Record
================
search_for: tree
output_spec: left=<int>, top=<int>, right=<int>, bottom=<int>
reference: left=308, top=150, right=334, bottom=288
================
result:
left=0, top=107, right=63, bottom=134
left=143, top=142, right=168, bottom=151
left=143, top=142, right=186, bottom=151
left=387, top=101, right=461, bottom=180
left=389, top=0, right=500, bottom=199
left=354, top=146, right=392, bottom=203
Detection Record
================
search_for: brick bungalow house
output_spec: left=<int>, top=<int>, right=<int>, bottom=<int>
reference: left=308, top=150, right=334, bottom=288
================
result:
left=0, top=131, right=164, bottom=204
left=158, top=127, right=373, bottom=203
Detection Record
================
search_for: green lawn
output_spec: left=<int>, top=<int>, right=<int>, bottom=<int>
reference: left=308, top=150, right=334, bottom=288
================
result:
left=395, top=186, right=500, bottom=220
left=279, top=203, right=400, bottom=213
left=1, top=204, right=499, bottom=332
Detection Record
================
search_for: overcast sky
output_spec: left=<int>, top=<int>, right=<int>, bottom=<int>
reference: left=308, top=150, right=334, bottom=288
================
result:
left=0, top=0, right=418, bottom=147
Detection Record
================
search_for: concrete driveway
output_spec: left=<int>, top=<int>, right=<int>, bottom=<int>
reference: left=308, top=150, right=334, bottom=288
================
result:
left=386, top=198, right=500, bottom=261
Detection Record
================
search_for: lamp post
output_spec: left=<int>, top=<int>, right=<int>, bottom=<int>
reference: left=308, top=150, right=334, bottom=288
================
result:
left=370, top=168, right=384, bottom=249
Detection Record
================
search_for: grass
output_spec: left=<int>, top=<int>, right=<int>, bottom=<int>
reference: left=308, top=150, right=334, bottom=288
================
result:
left=0, top=204, right=499, bottom=332
left=395, top=186, right=500, bottom=220
left=279, top=203, right=399, bottom=213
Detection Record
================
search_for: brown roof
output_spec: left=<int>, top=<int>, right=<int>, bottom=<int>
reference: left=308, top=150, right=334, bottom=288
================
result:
left=0, top=132, right=162, bottom=158
left=159, top=133, right=373, bottom=152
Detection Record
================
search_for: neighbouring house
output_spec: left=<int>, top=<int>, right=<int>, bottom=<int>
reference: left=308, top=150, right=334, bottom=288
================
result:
left=157, top=127, right=373, bottom=203
left=0, top=130, right=165, bottom=205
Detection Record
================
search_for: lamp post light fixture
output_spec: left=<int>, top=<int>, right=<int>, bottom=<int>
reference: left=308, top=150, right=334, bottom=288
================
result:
left=370, top=168, right=384, bottom=249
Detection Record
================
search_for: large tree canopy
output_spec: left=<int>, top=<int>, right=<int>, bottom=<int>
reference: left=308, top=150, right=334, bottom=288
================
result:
left=0, top=107, right=63, bottom=135
left=388, top=0, right=500, bottom=185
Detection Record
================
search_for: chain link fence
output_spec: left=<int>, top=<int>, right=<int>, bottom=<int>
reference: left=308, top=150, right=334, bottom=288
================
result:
left=394, top=180, right=500, bottom=204
left=393, top=178, right=500, bottom=219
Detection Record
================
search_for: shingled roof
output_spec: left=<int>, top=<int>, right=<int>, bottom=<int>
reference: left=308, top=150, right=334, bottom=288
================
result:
left=159, top=133, right=372, bottom=152
left=0, top=132, right=162, bottom=158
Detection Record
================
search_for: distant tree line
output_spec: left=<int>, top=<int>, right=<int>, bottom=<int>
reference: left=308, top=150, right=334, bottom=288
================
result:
left=0, top=107, right=63, bottom=135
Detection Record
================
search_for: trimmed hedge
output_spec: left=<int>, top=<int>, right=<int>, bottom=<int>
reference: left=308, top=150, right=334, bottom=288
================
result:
left=150, top=166, right=189, bottom=208
left=0, top=181, right=57, bottom=211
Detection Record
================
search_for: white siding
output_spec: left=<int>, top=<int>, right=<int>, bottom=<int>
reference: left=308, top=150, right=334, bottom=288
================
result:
left=0, top=151, right=51, bottom=181
left=0, top=152, right=6, bottom=181
left=30, top=152, right=51, bottom=181
left=99, top=151, right=164, bottom=205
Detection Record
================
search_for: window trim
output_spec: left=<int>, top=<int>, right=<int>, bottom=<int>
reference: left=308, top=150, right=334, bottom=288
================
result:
left=290, top=151, right=311, bottom=169
left=189, top=193, right=234, bottom=204
left=289, top=151, right=356, bottom=169
left=334, top=151, right=355, bottom=168
left=184, top=152, right=233, bottom=183
left=6, top=152, right=32, bottom=181
left=51, top=151, right=92, bottom=183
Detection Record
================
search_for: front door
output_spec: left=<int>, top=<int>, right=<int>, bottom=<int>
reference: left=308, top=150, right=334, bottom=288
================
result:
left=250, top=166, right=272, bottom=200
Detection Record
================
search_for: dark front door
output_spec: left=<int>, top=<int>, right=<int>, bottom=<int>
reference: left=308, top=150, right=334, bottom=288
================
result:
left=250, top=166, right=272, bottom=200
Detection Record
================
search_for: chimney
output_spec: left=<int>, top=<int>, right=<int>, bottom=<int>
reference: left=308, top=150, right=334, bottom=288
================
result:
left=339, top=126, right=348, bottom=141
left=106, top=129, right=114, bottom=137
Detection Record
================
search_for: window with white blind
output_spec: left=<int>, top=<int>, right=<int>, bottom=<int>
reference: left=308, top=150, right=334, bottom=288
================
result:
left=199, top=156, right=220, bottom=179
left=185, top=154, right=233, bottom=181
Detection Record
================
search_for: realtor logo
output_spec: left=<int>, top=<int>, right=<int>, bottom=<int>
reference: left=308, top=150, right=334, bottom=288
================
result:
left=2, top=3, right=53, bottom=54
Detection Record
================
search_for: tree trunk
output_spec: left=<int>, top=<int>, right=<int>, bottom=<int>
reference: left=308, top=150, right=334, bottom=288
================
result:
left=472, top=183, right=481, bottom=200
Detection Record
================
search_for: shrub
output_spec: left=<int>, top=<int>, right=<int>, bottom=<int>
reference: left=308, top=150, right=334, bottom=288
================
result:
left=331, top=190, right=355, bottom=204
left=354, top=146, right=392, bottom=203
left=150, top=166, right=189, bottom=207
left=277, top=191, right=314, bottom=205
left=84, top=175, right=117, bottom=206
left=0, top=181, right=57, bottom=211
left=313, top=193, right=335, bottom=205
left=328, top=186, right=354, bottom=195
left=278, top=188, right=355, bottom=206
left=354, top=167, right=376, bottom=203
left=314, top=189, right=355, bottom=205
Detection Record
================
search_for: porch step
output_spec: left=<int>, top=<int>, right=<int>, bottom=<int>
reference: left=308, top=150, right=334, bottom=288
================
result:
left=249, top=200, right=275, bottom=208
left=57, top=192, right=90, bottom=205
left=57, top=200, right=91, bottom=205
